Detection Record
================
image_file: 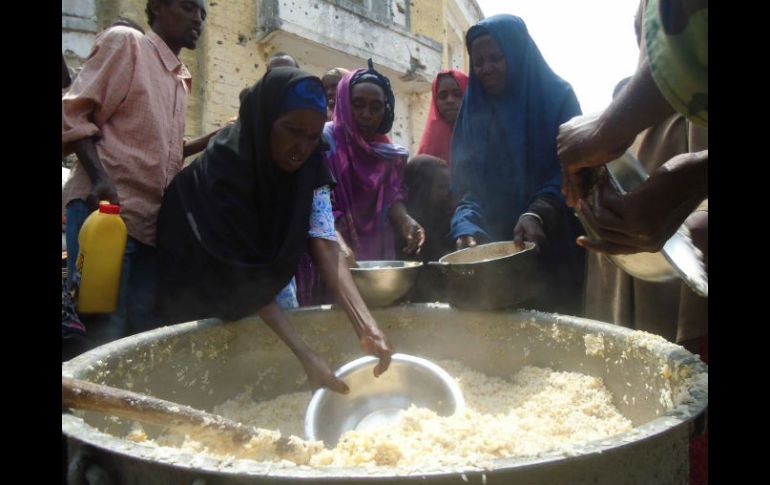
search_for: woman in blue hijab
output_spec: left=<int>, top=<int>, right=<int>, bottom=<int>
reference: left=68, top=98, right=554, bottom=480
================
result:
left=450, top=14, right=585, bottom=314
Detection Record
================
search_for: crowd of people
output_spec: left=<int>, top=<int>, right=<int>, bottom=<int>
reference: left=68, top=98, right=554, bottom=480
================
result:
left=62, top=0, right=706, bottom=479
left=61, top=0, right=707, bottom=373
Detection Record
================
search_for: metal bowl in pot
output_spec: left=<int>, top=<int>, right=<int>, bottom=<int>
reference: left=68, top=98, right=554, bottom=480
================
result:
left=578, top=152, right=708, bottom=297
left=429, top=241, right=543, bottom=310
left=350, top=260, right=423, bottom=307
left=305, top=353, right=465, bottom=447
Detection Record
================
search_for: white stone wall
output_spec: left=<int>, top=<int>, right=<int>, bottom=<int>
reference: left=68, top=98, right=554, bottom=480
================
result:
left=62, top=0, right=98, bottom=61
left=262, top=0, right=442, bottom=86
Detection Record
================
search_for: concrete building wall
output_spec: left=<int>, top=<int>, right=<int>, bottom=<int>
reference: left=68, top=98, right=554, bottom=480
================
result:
left=406, top=0, right=482, bottom=152
left=409, top=0, right=444, bottom=45
left=62, top=0, right=483, bottom=155
left=62, top=0, right=98, bottom=63
left=193, top=0, right=259, bottom=135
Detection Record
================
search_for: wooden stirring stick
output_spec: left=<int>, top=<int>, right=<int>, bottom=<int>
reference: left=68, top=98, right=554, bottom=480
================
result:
left=62, top=377, right=308, bottom=463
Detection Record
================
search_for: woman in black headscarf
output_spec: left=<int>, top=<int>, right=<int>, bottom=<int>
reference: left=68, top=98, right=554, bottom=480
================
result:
left=156, top=67, right=392, bottom=393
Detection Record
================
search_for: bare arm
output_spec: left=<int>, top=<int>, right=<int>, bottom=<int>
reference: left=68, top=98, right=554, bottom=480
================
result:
left=388, top=201, right=425, bottom=255
left=183, top=127, right=225, bottom=158
left=309, top=237, right=393, bottom=377
left=257, top=301, right=349, bottom=393
left=71, top=137, right=119, bottom=209
left=558, top=57, right=676, bottom=206
left=335, top=230, right=357, bottom=267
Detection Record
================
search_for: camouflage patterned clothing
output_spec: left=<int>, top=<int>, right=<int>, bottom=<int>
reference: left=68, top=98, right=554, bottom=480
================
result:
left=645, top=0, right=708, bottom=126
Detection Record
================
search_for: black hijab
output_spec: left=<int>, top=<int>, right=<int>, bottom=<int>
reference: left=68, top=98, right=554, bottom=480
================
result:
left=157, top=67, right=333, bottom=322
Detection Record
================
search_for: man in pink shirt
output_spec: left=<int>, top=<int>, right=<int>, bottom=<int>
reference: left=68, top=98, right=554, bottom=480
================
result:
left=62, top=0, right=208, bottom=346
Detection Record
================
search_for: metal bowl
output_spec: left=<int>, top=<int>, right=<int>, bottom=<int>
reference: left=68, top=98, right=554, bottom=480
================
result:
left=350, top=260, right=423, bottom=307
left=429, top=241, right=544, bottom=310
left=579, top=152, right=708, bottom=297
left=304, top=353, right=465, bottom=447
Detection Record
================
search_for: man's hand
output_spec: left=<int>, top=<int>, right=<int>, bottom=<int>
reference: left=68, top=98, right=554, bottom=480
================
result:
left=576, top=150, right=707, bottom=255
left=684, top=209, right=708, bottom=274
left=86, top=175, right=119, bottom=210
left=72, top=137, right=120, bottom=210
left=557, top=113, right=635, bottom=207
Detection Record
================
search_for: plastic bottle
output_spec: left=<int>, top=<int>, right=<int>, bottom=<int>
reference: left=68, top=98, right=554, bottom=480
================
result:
left=74, top=202, right=127, bottom=314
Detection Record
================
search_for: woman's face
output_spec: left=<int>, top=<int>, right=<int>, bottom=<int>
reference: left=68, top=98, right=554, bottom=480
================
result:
left=351, top=82, right=386, bottom=141
left=322, top=74, right=342, bottom=116
left=435, top=75, right=463, bottom=125
left=270, top=108, right=326, bottom=172
left=471, top=34, right=506, bottom=96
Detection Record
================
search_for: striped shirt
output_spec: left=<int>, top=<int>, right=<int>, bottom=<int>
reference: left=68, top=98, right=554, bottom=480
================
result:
left=62, top=27, right=192, bottom=246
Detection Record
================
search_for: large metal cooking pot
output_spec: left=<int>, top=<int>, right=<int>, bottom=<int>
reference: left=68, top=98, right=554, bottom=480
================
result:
left=62, top=305, right=707, bottom=484
left=428, top=241, right=543, bottom=309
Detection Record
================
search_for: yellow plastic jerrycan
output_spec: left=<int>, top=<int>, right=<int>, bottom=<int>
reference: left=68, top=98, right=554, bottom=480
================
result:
left=75, top=202, right=127, bottom=314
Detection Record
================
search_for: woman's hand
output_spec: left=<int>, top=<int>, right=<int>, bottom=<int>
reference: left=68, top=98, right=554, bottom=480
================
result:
left=389, top=202, right=425, bottom=255
left=513, top=215, right=545, bottom=248
left=298, top=350, right=350, bottom=394
left=400, top=216, right=425, bottom=255
left=359, top=326, right=393, bottom=377
left=456, top=235, right=477, bottom=250
left=309, top=238, right=394, bottom=380
left=257, top=301, right=349, bottom=394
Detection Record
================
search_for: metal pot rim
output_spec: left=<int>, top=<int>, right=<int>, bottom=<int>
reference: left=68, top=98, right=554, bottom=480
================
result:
left=350, top=260, right=424, bottom=271
left=438, top=241, right=535, bottom=266
left=62, top=305, right=708, bottom=479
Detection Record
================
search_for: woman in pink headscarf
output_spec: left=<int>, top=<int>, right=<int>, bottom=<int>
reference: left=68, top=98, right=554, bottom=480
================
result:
left=417, top=69, right=468, bottom=165
left=323, top=60, right=425, bottom=262
left=295, top=61, right=425, bottom=305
